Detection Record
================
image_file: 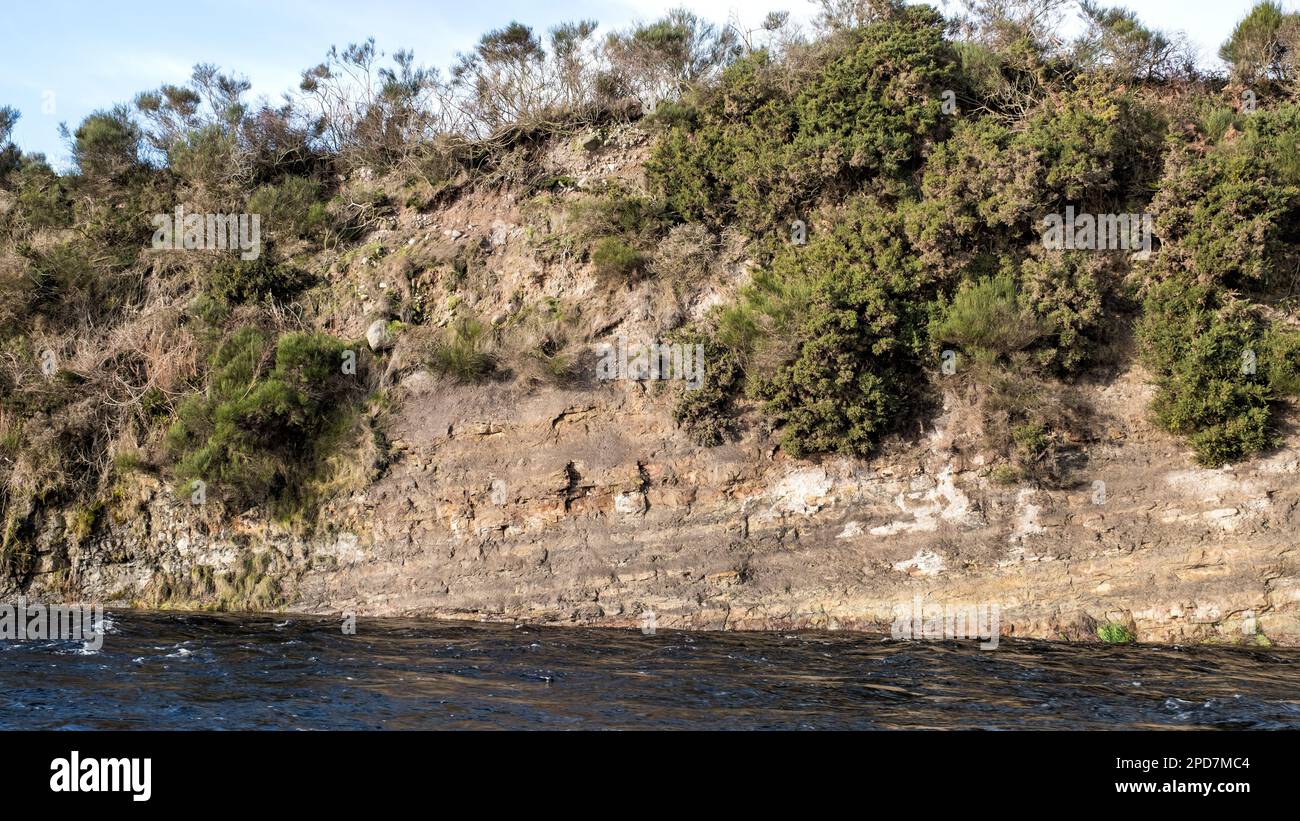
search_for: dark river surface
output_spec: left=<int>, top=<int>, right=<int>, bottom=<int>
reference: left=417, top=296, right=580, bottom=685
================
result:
left=2, top=611, right=1298, bottom=729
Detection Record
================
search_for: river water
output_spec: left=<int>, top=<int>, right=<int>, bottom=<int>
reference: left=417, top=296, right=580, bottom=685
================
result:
left=2, top=612, right=1297, bottom=730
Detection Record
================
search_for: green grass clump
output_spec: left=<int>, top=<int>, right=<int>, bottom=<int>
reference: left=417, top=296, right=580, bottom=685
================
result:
left=1097, top=622, right=1136, bottom=644
left=590, top=236, right=645, bottom=279
left=931, top=273, right=1048, bottom=364
left=428, top=318, right=498, bottom=382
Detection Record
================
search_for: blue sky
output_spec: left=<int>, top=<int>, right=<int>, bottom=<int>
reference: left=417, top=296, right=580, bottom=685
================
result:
left=1, top=0, right=1293, bottom=166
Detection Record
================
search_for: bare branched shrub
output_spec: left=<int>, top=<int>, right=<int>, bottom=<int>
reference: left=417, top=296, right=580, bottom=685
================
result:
left=604, top=10, right=741, bottom=107
left=298, top=39, right=455, bottom=172
left=451, top=21, right=610, bottom=135
left=648, top=223, right=717, bottom=330
left=811, top=0, right=908, bottom=33
left=1074, top=1, right=1199, bottom=83
left=137, top=65, right=324, bottom=202
left=956, top=0, right=1073, bottom=55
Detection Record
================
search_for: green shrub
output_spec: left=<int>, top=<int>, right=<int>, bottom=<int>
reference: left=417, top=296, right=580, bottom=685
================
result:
left=647, top=6, right=956, bottom=233
left=672, top=330, right=744, bottom=446
left=1197, top=103, right=1240, bottom=143
left=167, top=124, right=239, bottom=196
left=905, top=118, right=1040, bottom=277
left=703, top=196, right=934, bottom=458
left=590, top=236, right=645, bottom=279
left=931, top=273, right=1047, bottom=363
left=568, top=187, right=668, bottom=242
left=755, top=300, right=909, bottom=458
left=1019, top=250, right=1113, bottom=374
left=246, top=176, right=329, bottom=240
left=206, top=255, right=314, bottom=305
left=750, top=262, right=921, bottom=457
left=1138, top=280, right=1291, bottom=466
left=165, top=328, right=361, bottom=515
left=1150, top=110, right=1300, bottom=291
left=1017, top=83, right=1165, bottom=209
left=11, top=157, right=74, bottom=229
left=1264, top=328, right=1300, bottom=395
left=71, top=107, right=143, bottom=186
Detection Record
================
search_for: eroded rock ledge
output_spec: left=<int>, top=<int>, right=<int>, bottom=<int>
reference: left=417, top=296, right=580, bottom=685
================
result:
left=23, top=362, right=1300, bottom=646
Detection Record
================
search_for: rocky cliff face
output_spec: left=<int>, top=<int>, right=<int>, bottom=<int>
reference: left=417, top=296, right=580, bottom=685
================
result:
left=23, top=355, right=1300, bottom=646
left=12, top=124, right=1300, bottom=645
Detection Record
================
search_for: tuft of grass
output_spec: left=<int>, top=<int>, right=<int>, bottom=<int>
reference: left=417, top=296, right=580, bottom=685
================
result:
left=590, top=236, right=645, bottom=280
left=428, top=317, right=498, bottom=382
left=990, top=464, right=1020, bottom=485
left=1097, top=622, right=1136, bottom=644
left=932, top=274, right=1048, bottom=364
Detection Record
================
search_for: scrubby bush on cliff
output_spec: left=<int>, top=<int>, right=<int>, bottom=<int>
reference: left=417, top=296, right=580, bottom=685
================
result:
left=672, top=327, right=745, bottom=447
left=903, top=117, right=1040, bottom=277
left=1017, top=82, right=1166, bottom=211
left=647, top=5, right=956, bottom=233
left=567, top=186, right=667, bottom=280
left=246, top=176, right=329, bottom=242
left=708, top=196, right=932, bottom=457
left=1138, top=279, right=1297, bottom=466
left=1018, top=249, right=1115, bottom=374
left=71, top=107, right=144, bottom=188
left=1219, top=1, right=1300, bottom=88
left=590, top=236, right=644, bottom=279
left=1133, top=98, right=1300, bottom=465
left=137, top=65, right=326, bottom=197
left=753, top=283, right=914, bottom=458
left=9, top=157, right=75, bottom=230
left=1149, top=106, right=1300, bottom=292
left=931, top=272, right=1047, bottom=366
left=165, top=328, right=363, bottom=515
left=205, top=254, right=315, bottom=307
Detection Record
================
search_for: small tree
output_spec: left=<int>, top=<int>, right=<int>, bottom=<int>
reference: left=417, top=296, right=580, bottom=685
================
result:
left=0, top=106, right=20, bottom=184
left=69, top=106, right=142, bottom=186
left=1074, top=1, right=1197, bottom=82
left=604, top=9, right=740, bottom=106
left=1219, top=1, right=1299, bottom=87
